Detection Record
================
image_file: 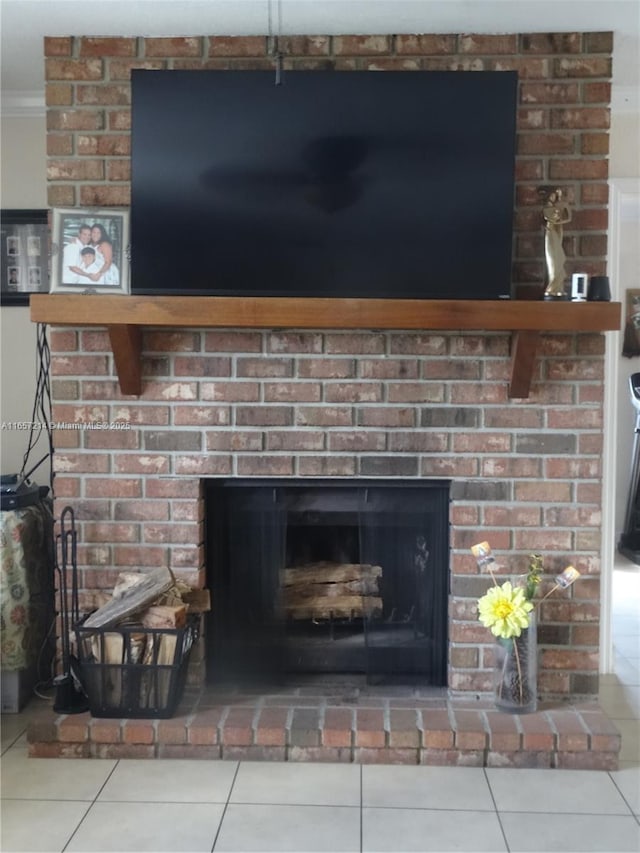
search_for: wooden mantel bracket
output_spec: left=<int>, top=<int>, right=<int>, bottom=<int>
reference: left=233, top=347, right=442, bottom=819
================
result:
left=107, top=324, right=142, bottom=396
left=29, top=295, right=622, bottom=400
left=509, top=330, right=540, bottom=399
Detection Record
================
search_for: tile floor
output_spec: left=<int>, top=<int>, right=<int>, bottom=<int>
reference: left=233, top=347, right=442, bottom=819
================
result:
left=1, top=559, right=639, bottom=852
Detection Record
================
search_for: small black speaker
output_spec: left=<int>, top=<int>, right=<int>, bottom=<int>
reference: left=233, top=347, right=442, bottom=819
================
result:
left=588, top=275, right=611, bottom=302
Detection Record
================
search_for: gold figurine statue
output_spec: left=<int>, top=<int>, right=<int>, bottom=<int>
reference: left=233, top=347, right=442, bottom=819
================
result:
left=541, top=188, right=572, bottom=299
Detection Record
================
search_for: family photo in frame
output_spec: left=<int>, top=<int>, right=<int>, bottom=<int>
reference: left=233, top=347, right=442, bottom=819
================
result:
left=0, top=209, right=49, bottom=306
left=51, top=208, right=129, bottom=295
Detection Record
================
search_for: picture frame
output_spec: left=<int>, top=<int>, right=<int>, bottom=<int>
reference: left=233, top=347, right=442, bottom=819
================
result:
left=622, top=288, right=640, bottom=358
left=1, top=209, right=49, bottom=306
left=50, top=207, right=130, bottom=295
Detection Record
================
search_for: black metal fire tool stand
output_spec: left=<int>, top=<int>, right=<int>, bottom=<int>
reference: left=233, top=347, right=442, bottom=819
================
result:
left=53, top=506, right=89, bottom=713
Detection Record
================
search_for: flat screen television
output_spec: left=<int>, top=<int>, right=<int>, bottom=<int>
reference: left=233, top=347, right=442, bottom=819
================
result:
left=130, top=70, right=517, bottom=299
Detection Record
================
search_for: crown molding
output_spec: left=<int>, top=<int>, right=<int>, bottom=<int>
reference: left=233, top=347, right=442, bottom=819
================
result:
left=1, top=90, right=46, bottom=119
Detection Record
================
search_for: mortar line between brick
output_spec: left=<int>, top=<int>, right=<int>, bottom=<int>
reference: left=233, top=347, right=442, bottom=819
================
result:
left=285, top=706, right=294, bottom=734
left=216, top=705, right=231, bottom=741
left=513, top=712, right=525, bottom=749
left=382, top=704, right=391, bottom=732
left=250, top=706, right=261, bottom=733
left=480, top=710, right=490, bottom=747
left=542, top=710, right=560, bottom=750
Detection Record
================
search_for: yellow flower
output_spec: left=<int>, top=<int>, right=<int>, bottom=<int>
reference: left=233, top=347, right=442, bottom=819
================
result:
left=477, top=581, right=534, bottom=639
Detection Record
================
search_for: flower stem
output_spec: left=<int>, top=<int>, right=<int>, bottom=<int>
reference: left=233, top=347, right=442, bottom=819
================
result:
left=498, top=641, right=509, bottom=699
left=513, top=635, right=524, bottom=704
left=532, top=583, right=560, bottom=611
left=498, top=635, right=525, bottom=705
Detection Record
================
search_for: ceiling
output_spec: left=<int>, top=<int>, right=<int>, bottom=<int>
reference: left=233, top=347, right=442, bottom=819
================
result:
left=1, top=0, right=638, bottom=110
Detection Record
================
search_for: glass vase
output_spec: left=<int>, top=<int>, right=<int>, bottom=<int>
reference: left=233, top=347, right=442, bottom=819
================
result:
left=493, top=611, right=537, bottom=714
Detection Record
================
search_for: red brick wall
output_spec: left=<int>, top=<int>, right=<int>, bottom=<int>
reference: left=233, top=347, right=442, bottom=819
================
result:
left=44, top=34, right=612, bottom=701
left=49, top=325, right=606, bottom=700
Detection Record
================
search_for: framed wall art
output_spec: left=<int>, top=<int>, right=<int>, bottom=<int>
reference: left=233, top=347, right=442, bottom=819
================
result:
left=1, top=209, right=49, bottom=306
left=51, top=208, right=130, bottom=295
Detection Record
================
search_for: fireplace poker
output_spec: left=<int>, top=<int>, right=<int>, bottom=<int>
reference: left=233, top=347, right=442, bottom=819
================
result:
left=53, top=505, right=89, bottom=713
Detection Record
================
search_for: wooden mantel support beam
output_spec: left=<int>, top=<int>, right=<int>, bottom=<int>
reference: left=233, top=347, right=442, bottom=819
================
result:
left=30, top=295, right=621, bottom=400
left=509, top=331, right=540, bottom=399
left=107, top=324, right=142, bottom=396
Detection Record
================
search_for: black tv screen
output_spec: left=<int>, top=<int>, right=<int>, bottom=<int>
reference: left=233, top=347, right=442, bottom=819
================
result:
left=131, top=70, right=517, bottom=299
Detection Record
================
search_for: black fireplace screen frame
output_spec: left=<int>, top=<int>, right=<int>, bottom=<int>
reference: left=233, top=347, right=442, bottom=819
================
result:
left=205, top=478, right=450, bottom=686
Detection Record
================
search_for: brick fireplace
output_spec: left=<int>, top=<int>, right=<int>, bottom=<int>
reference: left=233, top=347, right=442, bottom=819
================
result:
left=47, top=323, right=607, bottom=701
left=32, top=324, right=620, bottom=767
left=29, top=32, right=621, bottom=765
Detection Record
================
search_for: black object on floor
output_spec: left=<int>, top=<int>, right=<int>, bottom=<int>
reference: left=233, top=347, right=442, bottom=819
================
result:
left=53, top=505, right=89, bottom=714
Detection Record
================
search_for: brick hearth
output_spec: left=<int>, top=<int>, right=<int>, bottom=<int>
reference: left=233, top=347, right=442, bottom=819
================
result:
left=27, top=685, right=620, bottom=769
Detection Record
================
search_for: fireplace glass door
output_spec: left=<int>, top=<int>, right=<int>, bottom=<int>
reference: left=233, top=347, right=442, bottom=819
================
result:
left=206, top=479, right=449, bottom=686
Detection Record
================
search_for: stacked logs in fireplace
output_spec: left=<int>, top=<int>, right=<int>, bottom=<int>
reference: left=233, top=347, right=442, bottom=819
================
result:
left=280, top=561, right=383, bottom=621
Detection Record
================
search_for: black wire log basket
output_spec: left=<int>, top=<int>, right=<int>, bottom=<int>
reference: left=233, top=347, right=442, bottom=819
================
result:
left=74, top=616, right=198, bottom=719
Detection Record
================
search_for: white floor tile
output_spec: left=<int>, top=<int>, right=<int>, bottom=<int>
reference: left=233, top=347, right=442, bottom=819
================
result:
left=1, top=699, right=52, bottom=754
left=612, top=657, right=640, bottom=686
left=600, top=673, right=631, bottom=686
left=98, top=758, right=238, bottom=803
left=598, top=684, right=640, bottom=718
left=66, top=801, right=224, bottom=852
left=0, top=745, right=117, bottom=800
left=1, top=798, right=91, bottom=853
left=614, top=637, right=640, bottom=658
left=612, top=617, right=640, bottom=636
left=362, top=765, right=494, bottom=811
left=612, top=719, right=640, bottom=763
left=1, top=716, right=27, bottom=754
left=500, top=811, right=640, bottom=852
left=214, top=803, right=360, bottom=852
left=230, top=760, right=361, bottom=807
left=610, top=765, right=640, bottom=815
left=613, top=608, right=640, bottom=624
left=362, top=807, right=507, bottom=852
left=611, top=594, right=640, bottom=612
left=486, top=768, right=633, bottom=815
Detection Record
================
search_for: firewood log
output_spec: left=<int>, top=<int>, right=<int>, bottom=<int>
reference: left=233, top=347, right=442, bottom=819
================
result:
left=112, top=572, right=146, bottom=599
left=282, top=578, right=379, bottom=602
left=280, top=562, right=382, bottom=586
left=181, top=588, right=211, bottom=612
left=155, top=634, right=178, bottom=706
left=140, top=604, right=187, bottom=630
left=89, top=632, right=124, bottom=705
left=282, top=595, right=383, bottom=621
left=83, top=566, right=174, bottom=629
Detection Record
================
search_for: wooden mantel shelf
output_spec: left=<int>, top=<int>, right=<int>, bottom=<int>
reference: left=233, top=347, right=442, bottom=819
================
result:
left=30, top=295, right=621, bottom=399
